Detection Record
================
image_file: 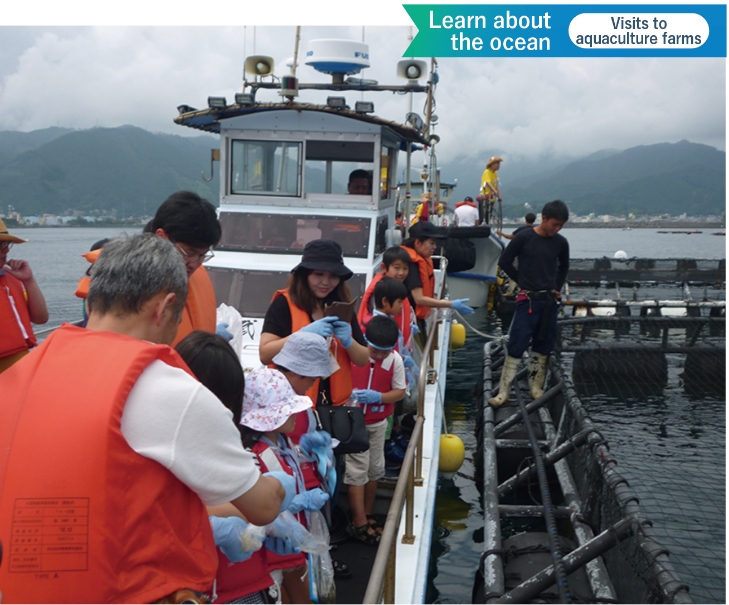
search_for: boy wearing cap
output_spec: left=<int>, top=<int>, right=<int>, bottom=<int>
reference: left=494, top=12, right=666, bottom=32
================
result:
left=454, top=196, right=481, bottom=227
left=401, top=222, right=474, bottom=330
left=0, top=219, right=48, bottom=373
left=345, top=316, right=407, bottom=544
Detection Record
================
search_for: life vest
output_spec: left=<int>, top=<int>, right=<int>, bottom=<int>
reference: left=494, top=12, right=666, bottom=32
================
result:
left=357, top=273, right=412, bottom=354
left=271, top=289, right=353, bottom=409
left=74, top=249, right=102, bottom=299
left=214, top=544, right=271, bottom=602
left=0, top=272, right=36, bottom=359
left=351, top=354, right=397, bottom=425
left=172, top=265, right=217, bottom=347
left=0, top=325, right=218, bottom=604
left=455, top=201, right=478, bottom=209
left=402, top=246, right=435, bottom=319
left=251, top=439, right=307, bottom=571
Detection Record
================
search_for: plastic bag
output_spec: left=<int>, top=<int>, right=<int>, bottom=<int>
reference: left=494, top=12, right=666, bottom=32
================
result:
left=307, top=510, right=336, bottom=604
left=267, top=510, right=329, bottom=555
left=216, top=303, right=243, bottom=357
left=238, top=522, right=267, bottom=553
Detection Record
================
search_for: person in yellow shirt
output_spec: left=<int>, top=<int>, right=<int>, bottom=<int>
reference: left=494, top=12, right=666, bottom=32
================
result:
left=480, top=156, right=503, bottom=203
left=412, top=192, right=444, bottom=225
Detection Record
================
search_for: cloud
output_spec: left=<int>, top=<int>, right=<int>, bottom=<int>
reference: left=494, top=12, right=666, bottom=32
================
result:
left=0, top=25, right=724, bottom=162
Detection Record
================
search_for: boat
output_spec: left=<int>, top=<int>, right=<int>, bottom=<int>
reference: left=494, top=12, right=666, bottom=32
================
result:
left=175, top=39, right=468, bottom=603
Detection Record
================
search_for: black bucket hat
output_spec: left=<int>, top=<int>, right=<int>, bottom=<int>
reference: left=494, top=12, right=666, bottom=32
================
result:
left=409, top=221, right=447, bottom=240
left=292, top=239, right=353, bottom=281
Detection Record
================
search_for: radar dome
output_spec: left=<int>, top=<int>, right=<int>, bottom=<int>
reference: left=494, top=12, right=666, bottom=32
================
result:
left=305, top=39, right=370, bottom=76
left=613, top=250, right=628, bottom=259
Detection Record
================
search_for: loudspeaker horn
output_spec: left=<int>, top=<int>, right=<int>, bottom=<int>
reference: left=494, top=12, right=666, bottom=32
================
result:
left=244, top=55, right=275, bottom=76
left=397, top=59, right=427, bottom=82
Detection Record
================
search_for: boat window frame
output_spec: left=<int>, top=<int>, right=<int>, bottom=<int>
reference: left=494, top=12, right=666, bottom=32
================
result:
left=229, top=138, right=303, bottom=198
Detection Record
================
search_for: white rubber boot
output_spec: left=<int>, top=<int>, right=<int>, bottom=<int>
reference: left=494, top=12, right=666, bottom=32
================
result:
left=488, top=356, right=520, bottom=406
left=528, top=352, right=548, bottom=399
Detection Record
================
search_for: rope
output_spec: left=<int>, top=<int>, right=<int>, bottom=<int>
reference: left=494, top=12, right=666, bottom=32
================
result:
left=452, top=309, right=508, bottom=341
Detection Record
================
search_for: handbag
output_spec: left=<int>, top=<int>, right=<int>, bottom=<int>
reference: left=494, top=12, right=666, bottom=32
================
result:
left=315, top=405, right=369, bottom=455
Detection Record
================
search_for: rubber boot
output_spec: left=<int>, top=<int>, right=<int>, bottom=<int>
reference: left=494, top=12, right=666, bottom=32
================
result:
left=528, top=352, right=548, bottom=399
left=488, top=356, right=520, bottom=406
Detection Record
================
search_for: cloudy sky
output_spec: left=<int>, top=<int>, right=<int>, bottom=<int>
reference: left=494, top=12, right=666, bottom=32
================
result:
left=1, top=1, right=725, bottom=170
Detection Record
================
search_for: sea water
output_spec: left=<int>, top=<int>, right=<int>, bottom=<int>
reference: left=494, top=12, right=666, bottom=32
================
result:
left=7, top=225, right=727, bottom=602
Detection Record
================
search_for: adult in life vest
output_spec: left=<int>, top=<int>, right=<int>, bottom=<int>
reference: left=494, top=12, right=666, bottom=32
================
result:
left=143, top=191, right=222, bottom=347
left=259, top=239, right=369, bottom=443
left=0, top=233, right=296, bottom=604
left=401, top=221, right=475, bottom=337
left=454, top=196, right=481, bottom=227
left=0, top=218, right=48, bottom=373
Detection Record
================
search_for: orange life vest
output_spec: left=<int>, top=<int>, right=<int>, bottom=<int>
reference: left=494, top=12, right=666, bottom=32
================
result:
left=357, top=272, right=412, bottom=351
left=74, top=249, right=102, bottom=299
left=172, top=265, right=217, bottom=347
left=455, top=201, right=478, bottom=209
left=402, top=246, right=435, bottom=319
left=0, top=325, right=218, bottom=604
left=271, top=289, right=352, bottom=408
left=0, top=272, right=36, bottom=358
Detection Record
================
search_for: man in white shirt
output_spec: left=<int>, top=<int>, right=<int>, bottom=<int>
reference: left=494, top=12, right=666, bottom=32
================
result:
left=454, top=196, right=480, bottom=227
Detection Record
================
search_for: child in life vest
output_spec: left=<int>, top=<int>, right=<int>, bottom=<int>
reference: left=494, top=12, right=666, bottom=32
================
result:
left=344, top=316, right=407, bottom=544
left=176, top=332, right=284, bottom=604
left=240, top=368, right=330, bottom=604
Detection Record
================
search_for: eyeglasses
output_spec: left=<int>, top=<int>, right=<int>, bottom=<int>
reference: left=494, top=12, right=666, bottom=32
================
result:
left=0, top=242, right=13, bottom=252
left=174, top=243, right=214, bottom=264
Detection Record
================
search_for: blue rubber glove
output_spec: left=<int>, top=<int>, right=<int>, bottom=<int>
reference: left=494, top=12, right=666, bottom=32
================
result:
left=352, top=389, right=382, bottom=405
left=401, top=353, right=419, bottom=372
left=265, top=536, right=301, bottom=556
left=288, top=488, right=330, bottom=513
left=216, top=322, right=234, bottom=341
left=209, top=516, right=256, bottom=562
left=410, top=323, right=420, bottom=336
left=300, top=316, right=338, bottom=338
left=451, top=298, right=475, bottom=316
left=299, top=430, right=332, bottom=457
left=263, top=471, right=297, bottom=512
left=332, top=320, right=353, bottom=348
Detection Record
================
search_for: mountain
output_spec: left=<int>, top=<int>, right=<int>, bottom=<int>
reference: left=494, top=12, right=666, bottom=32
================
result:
left=0, top=126, right=219, bottom=217
left=0, top=127, right=75, bottom=167
left=503, top=141, right=725, bottom=216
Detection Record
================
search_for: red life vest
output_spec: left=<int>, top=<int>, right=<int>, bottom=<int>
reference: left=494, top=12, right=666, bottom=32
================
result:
left=455, top=201, right=478, bottom=209
left=172, top=265, right=217, bottom=347
left=74, top=249, right=102, bottom=299
left=350, top=354, right=397, bottom=425
left=402, top=246, right=435, bottom=319
left=214, top=543, right=271, bottom=602
left=251, top=439, right=307, bottom=571
left=0, top=272, right=36, bottom=359
left=0, top=325, right=218, bottom=604
left=357, top=273, right=412, bottom=351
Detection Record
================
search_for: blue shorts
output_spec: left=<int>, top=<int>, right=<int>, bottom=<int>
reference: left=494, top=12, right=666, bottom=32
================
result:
left=506, top=298, right=558, bottom=358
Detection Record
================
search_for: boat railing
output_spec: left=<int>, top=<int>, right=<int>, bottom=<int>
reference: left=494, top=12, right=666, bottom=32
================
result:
left=363, top=259, right=448, bottom=604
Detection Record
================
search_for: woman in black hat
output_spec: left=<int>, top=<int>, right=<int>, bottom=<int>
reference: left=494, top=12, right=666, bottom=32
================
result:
left=260, top=239, right=368, bottom=423
left=401, top=222, right=474, bottom=333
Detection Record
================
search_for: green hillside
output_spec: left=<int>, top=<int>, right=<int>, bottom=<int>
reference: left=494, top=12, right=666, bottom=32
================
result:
left=0, top=126, right=219, bottom=217
left=504, top=140, right=725, bottom=216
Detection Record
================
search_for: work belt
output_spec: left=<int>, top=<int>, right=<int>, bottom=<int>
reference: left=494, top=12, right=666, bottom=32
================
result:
left=516, top=289, right=561, bottom=340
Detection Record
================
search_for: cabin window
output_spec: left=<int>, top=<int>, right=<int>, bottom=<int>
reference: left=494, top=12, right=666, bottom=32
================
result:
left=304, top=140, right=374, bottom=195
left=230, top=140, right=302, bottom=196
left=218, top=212, right=370, bottom=258
left=208, top=267, right=366, bottom=318
left=380, top=146, right=397, bottom=199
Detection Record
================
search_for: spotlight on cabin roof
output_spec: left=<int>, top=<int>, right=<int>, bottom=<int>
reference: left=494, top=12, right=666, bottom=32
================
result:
left=354, top=101, right=375, bottom=114
left=397, top=59, right=427, bottom=85
left=326, top=96, right=348, bottom=109
left=177, top=105, right=197, bottom=115
left=207, top=96, right=227, bottom=109
left=234, top=93, right=255, bottom=106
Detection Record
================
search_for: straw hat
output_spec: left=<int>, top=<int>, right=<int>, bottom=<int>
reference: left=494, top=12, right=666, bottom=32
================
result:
left=0, top=218, right=27, bottom=244
left=486, top=156, right=504, bottom=169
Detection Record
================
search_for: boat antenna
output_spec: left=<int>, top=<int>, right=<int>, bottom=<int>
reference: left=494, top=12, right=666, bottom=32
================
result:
left=291, top=26, right=301, bottom=77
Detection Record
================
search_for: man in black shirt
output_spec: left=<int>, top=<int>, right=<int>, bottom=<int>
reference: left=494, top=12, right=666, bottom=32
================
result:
left=489, top=201, right=570, bottom=406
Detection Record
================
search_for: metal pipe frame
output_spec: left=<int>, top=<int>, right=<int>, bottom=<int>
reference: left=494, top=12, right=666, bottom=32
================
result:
left=492, top=384, right=563, bottom=437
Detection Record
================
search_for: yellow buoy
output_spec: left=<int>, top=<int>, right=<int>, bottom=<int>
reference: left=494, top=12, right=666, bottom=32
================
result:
left=450, top=322, right=466, bottom=350
left=439, top=434, right=466, bottom=472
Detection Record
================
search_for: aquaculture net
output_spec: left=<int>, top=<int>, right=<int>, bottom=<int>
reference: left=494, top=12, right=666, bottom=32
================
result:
left=554, top=313, right=725, bottom=604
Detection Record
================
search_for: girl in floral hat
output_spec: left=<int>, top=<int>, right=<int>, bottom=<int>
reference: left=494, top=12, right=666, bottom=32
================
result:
left=241, top=368, right=330, bottom=604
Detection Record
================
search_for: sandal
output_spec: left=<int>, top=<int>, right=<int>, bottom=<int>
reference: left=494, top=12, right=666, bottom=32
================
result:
left=332, top=559, right=352, bottom=579
left=346, top=522, right=381, bottom=545
left=366, top=515, right=384, bottom=534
